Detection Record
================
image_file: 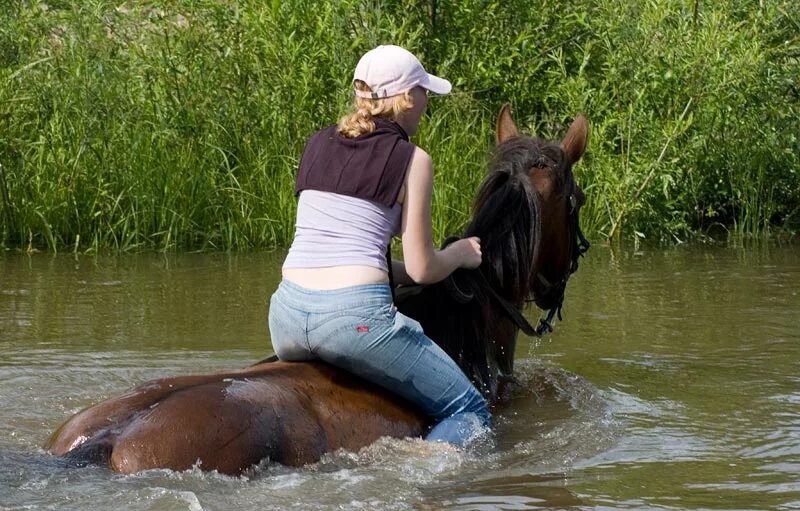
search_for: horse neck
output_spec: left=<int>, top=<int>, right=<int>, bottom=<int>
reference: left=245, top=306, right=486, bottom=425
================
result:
left=472, top=253, right=527, bottom=383
left=399, top=165, right=540, bottom=403
left=460, top=175, right=540, bottom=398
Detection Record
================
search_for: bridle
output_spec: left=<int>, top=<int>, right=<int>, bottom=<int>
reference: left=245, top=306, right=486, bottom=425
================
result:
left=529, top=184, right=591, bottom=335
left=440, top=161, right=590, bottom=338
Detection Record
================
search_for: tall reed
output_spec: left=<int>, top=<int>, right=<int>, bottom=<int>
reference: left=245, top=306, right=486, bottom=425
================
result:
left=0, top=0, right=797, bottom=251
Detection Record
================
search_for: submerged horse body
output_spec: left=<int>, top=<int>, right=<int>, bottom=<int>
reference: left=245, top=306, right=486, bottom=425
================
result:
left=46, top=106, right=589, bottom=475
left=48, top=361, right=426, bottom=473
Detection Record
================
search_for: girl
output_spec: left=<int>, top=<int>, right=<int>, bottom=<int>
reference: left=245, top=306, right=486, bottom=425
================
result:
left=268, top=45, right=490, bottom=445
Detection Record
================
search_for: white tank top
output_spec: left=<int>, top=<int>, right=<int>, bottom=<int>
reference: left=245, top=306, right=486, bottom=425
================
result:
left=282, top=190, right=402, bottom=272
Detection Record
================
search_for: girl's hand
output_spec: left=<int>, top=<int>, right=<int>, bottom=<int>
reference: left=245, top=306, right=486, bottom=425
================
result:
left=455, top=236, right=482, bottom=269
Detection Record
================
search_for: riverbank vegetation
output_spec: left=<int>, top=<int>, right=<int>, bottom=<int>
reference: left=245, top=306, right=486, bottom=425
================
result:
left=1, top=0, right=798, bottom=251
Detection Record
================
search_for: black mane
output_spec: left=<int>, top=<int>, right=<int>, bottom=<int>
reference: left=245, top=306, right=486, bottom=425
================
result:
left=397, top=135, right=567, bottom=401
left=466, top=136, right=561, bottom=302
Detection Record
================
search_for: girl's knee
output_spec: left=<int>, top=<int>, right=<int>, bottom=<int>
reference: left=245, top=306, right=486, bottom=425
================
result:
left=433, top=385, right=491, bottom=426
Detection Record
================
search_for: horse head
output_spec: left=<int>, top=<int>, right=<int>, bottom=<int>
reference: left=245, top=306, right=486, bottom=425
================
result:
left=492, top=103, right=589, bottom=320
left=451, top=104, right=589, bottom=397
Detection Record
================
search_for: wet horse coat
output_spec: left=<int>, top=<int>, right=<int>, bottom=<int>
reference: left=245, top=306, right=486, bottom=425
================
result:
left=46, top=106, right=590, bottom=474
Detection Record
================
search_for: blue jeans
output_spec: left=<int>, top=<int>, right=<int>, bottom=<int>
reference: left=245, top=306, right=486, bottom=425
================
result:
left=268, top=280, right=491, bottom=446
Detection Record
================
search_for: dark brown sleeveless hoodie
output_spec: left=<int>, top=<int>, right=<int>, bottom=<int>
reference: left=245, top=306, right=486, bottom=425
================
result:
left=294, top=118, right=416, bottom=206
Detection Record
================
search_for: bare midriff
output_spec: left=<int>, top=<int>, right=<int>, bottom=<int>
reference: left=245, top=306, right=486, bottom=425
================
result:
left=282, top=265, right=389, bottom=290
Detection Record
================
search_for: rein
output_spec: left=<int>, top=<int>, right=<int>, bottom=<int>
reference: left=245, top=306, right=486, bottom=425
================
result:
left=439, top=237, right=545, bottom=336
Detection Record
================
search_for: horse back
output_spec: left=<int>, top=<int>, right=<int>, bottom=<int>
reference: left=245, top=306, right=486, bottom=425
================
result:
left=46, top=361, right=426, bottom=474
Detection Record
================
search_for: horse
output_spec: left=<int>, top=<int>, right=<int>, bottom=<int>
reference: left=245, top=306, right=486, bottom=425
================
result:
left=45, top=104, right=590, bottom=475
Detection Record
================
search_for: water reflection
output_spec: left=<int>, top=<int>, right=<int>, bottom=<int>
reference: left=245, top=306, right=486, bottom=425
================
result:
left=1, top=252, right=284, bottom=353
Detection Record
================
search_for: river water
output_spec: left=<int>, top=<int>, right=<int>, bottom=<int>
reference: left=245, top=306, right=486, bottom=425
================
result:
left=1, top=244, right=798, bottom=510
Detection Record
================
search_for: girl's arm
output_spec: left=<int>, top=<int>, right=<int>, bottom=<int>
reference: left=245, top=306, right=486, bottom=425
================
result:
left=398, top=147, right=481, bottom=285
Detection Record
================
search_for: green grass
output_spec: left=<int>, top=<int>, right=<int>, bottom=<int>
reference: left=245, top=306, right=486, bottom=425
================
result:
left=0, top=0, right=797, bottom=251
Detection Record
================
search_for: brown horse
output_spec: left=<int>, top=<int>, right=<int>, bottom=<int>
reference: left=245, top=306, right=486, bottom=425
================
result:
left=45, top=105, right=589, bottom=475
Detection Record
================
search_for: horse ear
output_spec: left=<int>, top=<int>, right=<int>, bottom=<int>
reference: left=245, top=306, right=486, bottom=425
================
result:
left=496, top=103, right=519, bottom=145
left=561, top=114, right=589, bottom=164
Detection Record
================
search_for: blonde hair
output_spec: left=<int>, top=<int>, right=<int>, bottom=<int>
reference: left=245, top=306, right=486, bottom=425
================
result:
left=337, top=80, right=415, bottom=138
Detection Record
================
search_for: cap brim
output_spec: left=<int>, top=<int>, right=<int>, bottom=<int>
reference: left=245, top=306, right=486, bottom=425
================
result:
left=422, top=74, right=452, bottom=95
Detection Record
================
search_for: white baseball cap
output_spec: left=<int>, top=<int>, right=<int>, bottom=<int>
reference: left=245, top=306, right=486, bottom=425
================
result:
left=352, top=45, right=452, bottom=99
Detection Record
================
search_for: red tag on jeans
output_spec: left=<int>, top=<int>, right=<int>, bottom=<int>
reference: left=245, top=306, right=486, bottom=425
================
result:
left=356, top=325, right=369, bottom=333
